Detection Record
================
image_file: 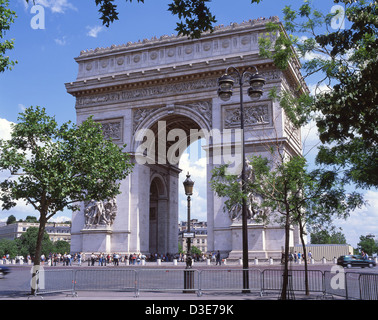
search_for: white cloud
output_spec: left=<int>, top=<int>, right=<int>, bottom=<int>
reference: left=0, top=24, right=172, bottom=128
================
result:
left=54, top=36, right=67, bottom=46
left=86, top=25, right=104, bottom=38
left=308, top=83, right=333, bottom=97
left=335, top=190, right=378, bottom=248
left=0, top=118, right=14, bottom=141
left=178, top=146, right=208, bottom=222
left=0, top=118, right=42, bottom=220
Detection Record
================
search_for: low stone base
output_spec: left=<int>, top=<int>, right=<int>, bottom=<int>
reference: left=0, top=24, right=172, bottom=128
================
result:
left=227, top=250, right=282, bottom=261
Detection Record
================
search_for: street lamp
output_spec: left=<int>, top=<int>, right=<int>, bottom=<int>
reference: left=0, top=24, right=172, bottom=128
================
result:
left=183, top=172, right=194, bottom=258
left=217, top=65, right=265, bottom=292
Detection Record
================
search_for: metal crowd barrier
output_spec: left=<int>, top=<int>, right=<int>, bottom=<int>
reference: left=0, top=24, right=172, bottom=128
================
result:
left=198, top=269, right=262, bottom=296
left=324, top=271, right=372, bottom=300
left=359, top=274, right=378, bottom=300
left=262, top=269, right=324, bottom=295
left=34, top=269, right=76, bottom=296
left=74, top=269, right=138, bottom=296
left=136, top=268, right=199, bottom=295
left=32, top=268, right=378, bottom=299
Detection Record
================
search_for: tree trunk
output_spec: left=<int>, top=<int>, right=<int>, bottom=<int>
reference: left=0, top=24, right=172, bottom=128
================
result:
left=280, top=211, right=291, bottom=300
left=299, top=220, right=309, bottom=295
left=30, top=212, right=47, bottom=295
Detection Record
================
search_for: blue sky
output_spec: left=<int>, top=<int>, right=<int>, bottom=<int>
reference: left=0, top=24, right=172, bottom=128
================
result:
left=0, top=0, right=377, bottom=248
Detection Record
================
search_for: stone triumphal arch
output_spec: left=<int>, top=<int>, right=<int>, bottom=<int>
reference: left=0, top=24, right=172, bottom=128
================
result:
left=66, top=17, right=305, bottom=259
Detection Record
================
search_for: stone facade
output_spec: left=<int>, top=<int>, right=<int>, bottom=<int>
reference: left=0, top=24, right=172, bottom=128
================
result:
left=66, top=17, right=305, bottom=259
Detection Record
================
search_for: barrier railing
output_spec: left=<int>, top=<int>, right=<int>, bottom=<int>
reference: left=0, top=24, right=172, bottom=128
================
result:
left=34, top=269, right=76, bottom=296
left=359, top=273, right=378, bottom=300
left=198, top=269, right=262, bottom=296
left=136, top=268, right=199, bottom=295
left=262, top=269, right=324, bottom=295
left=31, top=268, right=378, bottom=300
left=74, top=269, right=138, bottom=296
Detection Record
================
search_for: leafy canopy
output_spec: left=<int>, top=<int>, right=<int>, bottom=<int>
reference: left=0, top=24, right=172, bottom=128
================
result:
left=0, top=106, right=134, bottom=220
left=0, top=0, right=17, bottom=72
left=258, top=0, right=378, bottom=189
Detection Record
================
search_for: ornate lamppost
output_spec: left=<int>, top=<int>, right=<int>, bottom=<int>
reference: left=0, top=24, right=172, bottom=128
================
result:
left=217, top=66, right=265, bottom=292
left=183, top=172, right=195, bottom=293
left=183, top=172, right=194, bottom=260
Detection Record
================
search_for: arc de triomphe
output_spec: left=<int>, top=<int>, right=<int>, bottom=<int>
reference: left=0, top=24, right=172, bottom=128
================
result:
left=66, top=17, right=304, bottom=259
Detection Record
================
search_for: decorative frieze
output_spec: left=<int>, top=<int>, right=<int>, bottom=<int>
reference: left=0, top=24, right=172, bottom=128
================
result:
left=97, top=118, right=123, bottom=142
left=224, top=102, right=271, bottom=129
left=76, top=78, right=218, bottom=108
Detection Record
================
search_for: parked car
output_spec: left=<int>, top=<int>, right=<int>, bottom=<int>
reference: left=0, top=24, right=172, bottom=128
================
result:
left=0, top=266, right=10, bottom=279
left=337, top=255, right=376, bottom=268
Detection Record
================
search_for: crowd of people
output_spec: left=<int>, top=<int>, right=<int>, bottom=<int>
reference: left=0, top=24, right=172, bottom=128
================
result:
left=21, top=251, right=225, bottom=266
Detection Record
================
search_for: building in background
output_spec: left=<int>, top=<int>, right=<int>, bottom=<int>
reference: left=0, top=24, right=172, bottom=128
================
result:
left=0, top=222, right=71, bottom=243
left=179, top=220, right=208, bottom=254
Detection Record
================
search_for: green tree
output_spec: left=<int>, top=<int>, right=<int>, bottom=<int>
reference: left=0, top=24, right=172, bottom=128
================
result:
left=15, top=227, right=53, bottom=259
left=0, top=238, right=18, bottom=258
left=0, top=0, right=17, bottom=73
left=211, top=152, right=363, bottom=298
left=6, top=214, right=16, bottom=224
left=24, top=215, right=38, bottom=223
left=53, top=240, right=70, bottom=254
left=357, top=235, right=378, bottom=256
left=258, top=0, right=378, bottom=189
left=0, top=106, right=134, bottom=294
left=311, top=230, right=347, bottom=244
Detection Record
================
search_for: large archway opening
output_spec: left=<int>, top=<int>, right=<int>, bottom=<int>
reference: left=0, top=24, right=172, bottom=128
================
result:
left=144, top=112, right=209, bottom=256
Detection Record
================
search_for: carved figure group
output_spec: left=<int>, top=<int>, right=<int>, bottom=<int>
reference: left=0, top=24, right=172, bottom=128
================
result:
left=84, top=198, right=117, bottom=227
left=228, top=161, right=269, bottom=221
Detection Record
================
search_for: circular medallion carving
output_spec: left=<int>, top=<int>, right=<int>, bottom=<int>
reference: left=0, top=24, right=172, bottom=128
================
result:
left=133, top=55, right=141, bottom=63
left=203, top=42, right=212, bottom=51
left=185, top=46, right=193, bottom=54
left=150, top=51, right=158, bottom=60
left=222, top=40, right=230, bottom=48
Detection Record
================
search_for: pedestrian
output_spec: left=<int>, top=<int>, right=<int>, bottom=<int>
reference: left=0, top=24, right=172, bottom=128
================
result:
left=308, top=251, right=312, bottom=263
left=77, top=252, right=82, bottom=266
left=216, top=250, right=221, bottom=266
left=91, top=253, right=95, bottom=266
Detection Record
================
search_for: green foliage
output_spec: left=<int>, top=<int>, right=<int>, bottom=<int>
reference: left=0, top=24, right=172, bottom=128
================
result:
left=15, top=227, right=53, bottom=258
left=6, top=214, right=16, bottom=224
left=310, top=230, right=347, bottom=244
left=168, top=0, right=216, bottom=38
left=357, top=235, right=378, bottom=255
left=0, top=0, right=17, bottom=72
left=0, top=227, right=71, bottom=259
left=0, top=106, right=134, bottom=218
left=211, top=152, right=364, bottom=236
left=53, top=240, right=70, bottom=254
left=258, top=0, right=378, bottom=189
left=0, top=238, right=18, bottom=258
left=0, top=106, right=133, bottom=269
